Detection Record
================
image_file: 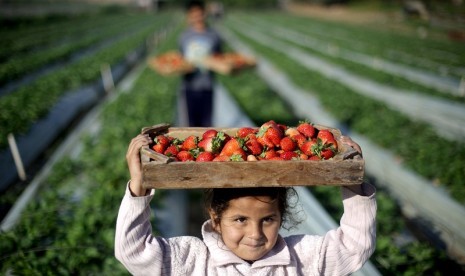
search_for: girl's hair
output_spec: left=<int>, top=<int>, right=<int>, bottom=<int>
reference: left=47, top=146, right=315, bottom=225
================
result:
left=204, top=187, right=300, bottom=230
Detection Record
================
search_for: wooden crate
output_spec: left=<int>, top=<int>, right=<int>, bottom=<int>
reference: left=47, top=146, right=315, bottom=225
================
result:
left=147, top=51, right=193, bottom=76
left=202, top=53, right=257, bottom=75
left=140, top=124, right=364, bottom=189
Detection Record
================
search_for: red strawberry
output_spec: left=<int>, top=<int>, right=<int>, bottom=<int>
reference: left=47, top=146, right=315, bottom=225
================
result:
left=245, top=137, right=263, bottom=155
left=164, top=145, right=179, bottom=157
left=317, top=129, right=338, bottom=150
left=202, top=129, right=218, bottom=139
left=280, top=151, right=299, bottom=160
left=152, top=143, right=166, bottom=154
left=177, top=150, right=194, bottom=162
left=320, top=149, right=335, bottom=160
left=152, top=135, right=170, bottom=153
left=268, top=156, right=284, bottom=161
left=198, top=135, right=223, bottom=153
left=181, top=135, right=199, bottom=151
left=230, top=149, right=247, bottom=161
left=257, top=125, right=282, bottom=148
left=220, top=138, right=244, bottom=157
left=196, top=151, right=215, bottom=162
left=309, top=155, right=321, bottom=161
left=213, top=155, right=231, bottom=162
left=236, top=127, right=257, bottom=138
left=280, top=136, right=296, bottom=152
left=300, top=140, right=318, bottom=156
left=297, top=120, right=316, bottom=138
left=299, top=153, right=309, bottom=160
left=292, top=134, right=307, bottom=148
left=260, top=149, right=279, bottom=160
left=154, top=135, right=170, bottom=147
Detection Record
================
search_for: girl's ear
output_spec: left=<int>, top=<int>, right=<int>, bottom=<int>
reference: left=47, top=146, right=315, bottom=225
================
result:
left=208, top=209, right=220, bottom=233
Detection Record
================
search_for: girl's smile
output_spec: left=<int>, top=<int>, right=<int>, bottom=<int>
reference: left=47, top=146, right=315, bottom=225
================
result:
left=210, top=195, right=282, bottom=262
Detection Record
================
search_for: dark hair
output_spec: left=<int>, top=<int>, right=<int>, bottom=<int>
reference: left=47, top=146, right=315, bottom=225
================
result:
left=204, top=187, right=300, bottom=230
left=185, top=0, right=205, bottom=11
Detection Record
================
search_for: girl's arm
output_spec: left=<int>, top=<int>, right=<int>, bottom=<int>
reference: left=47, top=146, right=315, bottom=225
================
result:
left=115, top=134, right=209, bottom=275
left=115, top=134, right=164, bottom=274
left=317, top=136, right=377, bottom=275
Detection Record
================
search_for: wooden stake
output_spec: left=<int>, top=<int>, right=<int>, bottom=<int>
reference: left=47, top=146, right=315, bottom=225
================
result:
left=459, top=76, right=465, bottom=97
left=101, top=63, right=114, bottom=94
left=7, top=133, right=27, bottom=181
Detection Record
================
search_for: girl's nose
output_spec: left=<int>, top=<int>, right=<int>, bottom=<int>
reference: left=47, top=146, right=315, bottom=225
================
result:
left=248, top=223, right=264, bottom=239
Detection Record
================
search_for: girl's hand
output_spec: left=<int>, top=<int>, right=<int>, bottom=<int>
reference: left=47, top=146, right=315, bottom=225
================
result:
left=126, top=134, right=152, bottom=196
left=340, top=135, right=362, bottom=157
left=340, top=136, right=365, bottom=195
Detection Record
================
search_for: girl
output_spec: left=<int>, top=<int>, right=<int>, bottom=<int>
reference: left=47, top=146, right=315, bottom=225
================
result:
left=115, top=134, right=376, bottom=275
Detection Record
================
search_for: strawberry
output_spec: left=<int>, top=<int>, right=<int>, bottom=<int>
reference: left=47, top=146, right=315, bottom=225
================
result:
left=247, top=155, right=258, bottom=161
left=260, top=149, right=279, bottom=160
left=230, top=149, right=247, bottom=161
left=320, top=149, right=335, bottom=160
left=279, top=136, right=296, bottom=152
left=154, top=134, right=170, bottom=147
left=236, top=127, right=257, bottom=138
left=284, top=127, right=300, bottom=138
left=220, top=138, right=245, bottom=157
left=299, top=153, right=309, bottom=160
left=317, top=129, right=338, bottom=150
left=164, top=145, right=179, bottom=157
left=268, top=156, right=284, bottom=161
left=245, top=137, right=263, bottom=155
left=297, top=120, right=316, bottom=138
left=292, top=134, right=307, bottom=148
left=196, top=151, right=215, bottom=162
left=202, top=129, right=218, bottom=139
left=152, top=135, right=170, bottom=153
left=309, top=155, right=321, bottom=161
left=181, top=135, right=199, bottom=151
left=257, top=124, right=282, bottom=148
left=213, top=155, right=231, bottom=162
left=198, top=132, right=226, bottom=154
left=177, top=150, right=194, bottom=162
left=300, top=140, right=318, bottom=156
left=280, top=151, right=299, bottom=160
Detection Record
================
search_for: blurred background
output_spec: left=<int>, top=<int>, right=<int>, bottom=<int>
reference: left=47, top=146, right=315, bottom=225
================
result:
left=1, top=0, right=464, bottom=274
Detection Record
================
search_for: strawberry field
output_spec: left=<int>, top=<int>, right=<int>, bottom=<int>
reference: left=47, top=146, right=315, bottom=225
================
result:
left=1, top=2, right=465, bottom=275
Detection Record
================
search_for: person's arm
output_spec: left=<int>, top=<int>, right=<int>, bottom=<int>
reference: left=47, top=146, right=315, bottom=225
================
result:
left=115, top=134, right=163, bottom=274
left=317, top=136, right=377, bottom=275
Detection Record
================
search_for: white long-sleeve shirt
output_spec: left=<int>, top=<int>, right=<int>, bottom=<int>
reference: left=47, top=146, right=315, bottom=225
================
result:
left=115, top=183, right=376, bottom=275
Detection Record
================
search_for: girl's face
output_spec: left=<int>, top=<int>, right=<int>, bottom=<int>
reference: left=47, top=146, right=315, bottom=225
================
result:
left=210, top=196, right=282, bottom=262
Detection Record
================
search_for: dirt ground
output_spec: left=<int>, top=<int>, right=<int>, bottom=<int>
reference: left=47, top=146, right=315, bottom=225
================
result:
left=284, top=2, right=395, bottom=24
left=284, top=2, right=465, bottom=41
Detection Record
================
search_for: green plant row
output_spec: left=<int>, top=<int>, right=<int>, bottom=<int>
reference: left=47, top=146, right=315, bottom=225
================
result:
left=0, top=14, right=157, bottom=85
left=234, top=14, right=465, bottom=104
left=253, top=12, right=465, bottom=78
left=224, top=20, right=465, bottom=206
left=0, top=13, right=140, bottom=61
left=217, top=47, right=463, bottom=275
left=0, top=12, right=173, bottom=150
left=0, top=25, right=182, bottom=275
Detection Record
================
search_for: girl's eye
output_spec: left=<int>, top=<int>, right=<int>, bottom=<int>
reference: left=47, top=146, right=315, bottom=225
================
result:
left=235, top=217, right=247, bottom=223
left=263, top=217, right=275, bottom=223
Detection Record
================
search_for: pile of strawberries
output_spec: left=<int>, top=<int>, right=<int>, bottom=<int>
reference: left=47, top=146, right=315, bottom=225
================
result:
left=150, top=120, right=338, bottom=162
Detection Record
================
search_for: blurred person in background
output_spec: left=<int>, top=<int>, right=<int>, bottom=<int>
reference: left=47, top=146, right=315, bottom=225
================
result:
left=177, top=0, right=223, bottom=127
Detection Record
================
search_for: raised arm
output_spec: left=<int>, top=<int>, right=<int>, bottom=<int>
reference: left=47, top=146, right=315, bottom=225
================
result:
left=318, top=136, right=377, bottom=275
left=115, top=134, right=163, bottom=274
